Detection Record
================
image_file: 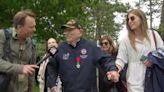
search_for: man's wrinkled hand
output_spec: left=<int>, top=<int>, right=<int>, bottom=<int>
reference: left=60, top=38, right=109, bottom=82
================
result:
left=51, top=86, right=58, bottom=92
left=106, top=71, right=120, bottom=83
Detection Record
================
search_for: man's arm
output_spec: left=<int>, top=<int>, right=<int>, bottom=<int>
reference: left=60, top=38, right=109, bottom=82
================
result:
left=0, top=58, right=38, bottom=76
left=98, top=55, right=119, bottom=82
left=94, top=46, right=119, bottom=82
left=0, top=29, right=23, bottom=74
left=0, top=59, right=23, bottom=74
left=47, top=57, right=58, bottom=89
left=0, top=29, right=38, bottom=75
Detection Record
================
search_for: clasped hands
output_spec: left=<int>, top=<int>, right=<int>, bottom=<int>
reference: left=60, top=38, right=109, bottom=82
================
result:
left=106, top=70, right=120, bottom=82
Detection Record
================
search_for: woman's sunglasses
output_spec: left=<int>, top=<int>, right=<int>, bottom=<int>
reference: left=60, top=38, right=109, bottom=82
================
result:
left=100, top=42, right=109, bottom=46
left=127, top=16, right=135, bottom=22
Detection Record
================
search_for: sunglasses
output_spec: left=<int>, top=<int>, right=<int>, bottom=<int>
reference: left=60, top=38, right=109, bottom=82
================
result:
left=127, top=16, right=135, bottom=22
left=100, top=42, right=109, bottom=46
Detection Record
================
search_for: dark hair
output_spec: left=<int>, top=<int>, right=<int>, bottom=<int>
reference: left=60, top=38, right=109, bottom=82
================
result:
left=13, top=9, right=36, bottom=29
left=99, top=35, right=117, bottom=56
left=45, top=37, right=58, bottom=52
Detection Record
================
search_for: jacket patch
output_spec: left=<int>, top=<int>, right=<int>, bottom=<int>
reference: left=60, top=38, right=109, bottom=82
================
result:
left=81, top=48, right=87, bottom=55
left=80, top=49, right=88, bottom=59
left=80, top=55, right=88, bottom=59
left=62, top=53, right=70, bottom=60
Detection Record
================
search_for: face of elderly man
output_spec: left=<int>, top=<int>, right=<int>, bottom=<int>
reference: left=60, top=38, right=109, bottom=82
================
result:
left=63, top=28, right=82, bottom=44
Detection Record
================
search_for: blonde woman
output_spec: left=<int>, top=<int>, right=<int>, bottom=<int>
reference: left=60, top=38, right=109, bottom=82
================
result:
left=116, top=9, right=163, bottom=92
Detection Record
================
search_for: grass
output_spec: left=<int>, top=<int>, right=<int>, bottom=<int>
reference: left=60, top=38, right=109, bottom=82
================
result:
left=34, top=82, right=39, bottom=92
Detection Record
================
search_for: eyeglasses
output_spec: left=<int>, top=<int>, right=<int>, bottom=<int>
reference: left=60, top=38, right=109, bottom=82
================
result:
left=100, top=42, right=109, bottom=46
left=127, top=16, right=135, bottom=22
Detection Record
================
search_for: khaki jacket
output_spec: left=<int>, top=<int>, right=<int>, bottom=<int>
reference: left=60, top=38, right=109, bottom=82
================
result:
left=0, top=28, right=35, bottom=92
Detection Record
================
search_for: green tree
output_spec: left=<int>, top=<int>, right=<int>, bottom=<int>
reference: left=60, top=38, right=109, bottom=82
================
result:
left=159, top=0, right=164, bottom=41
left=0, top=0, right=127, bottom=42
left=136, top=0, right=162, bottom=30
left=78, top=0, right=128, bottom=41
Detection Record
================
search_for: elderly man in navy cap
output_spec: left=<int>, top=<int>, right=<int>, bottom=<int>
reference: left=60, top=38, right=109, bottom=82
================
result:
left=47, top=19, right=119, bottom=92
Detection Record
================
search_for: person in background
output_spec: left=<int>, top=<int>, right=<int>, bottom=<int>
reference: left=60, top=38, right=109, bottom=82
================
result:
left=37, top=37, right=61, bottom=92
left=99, top=35, right=117, bottom=57
left=47, top=19, right=120, bottom=92
left=99, top=35, right=118, bottom=92
left=116, top=9, right=163, bottom=92
left=99, top=35, right=127, bottom=92
left=0, top=9, right=38, bottom=92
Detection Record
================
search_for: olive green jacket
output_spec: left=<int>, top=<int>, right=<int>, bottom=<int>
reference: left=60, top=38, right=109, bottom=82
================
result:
left=0, top=28, right=36, bottom=92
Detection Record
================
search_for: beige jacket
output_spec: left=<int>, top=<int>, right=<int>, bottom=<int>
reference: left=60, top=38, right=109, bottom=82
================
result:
left=37, top=54, right=51, bottom=92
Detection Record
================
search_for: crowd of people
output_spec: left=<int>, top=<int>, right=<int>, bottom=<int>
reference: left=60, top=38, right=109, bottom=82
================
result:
left=0, top=8, right=163, bottom=92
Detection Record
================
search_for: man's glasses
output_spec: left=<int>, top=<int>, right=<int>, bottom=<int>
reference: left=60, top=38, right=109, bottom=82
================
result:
left=100, top=42, right=109, bottom=46
left=127, top=16, right=135, bottom=22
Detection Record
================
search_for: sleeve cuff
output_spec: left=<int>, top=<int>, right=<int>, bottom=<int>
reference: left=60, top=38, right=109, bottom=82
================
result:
left=115, top=59, right=125, bottom=69
left=13, top=64, right=23, bottom=74
left=109, top=66, right=117, bottom=71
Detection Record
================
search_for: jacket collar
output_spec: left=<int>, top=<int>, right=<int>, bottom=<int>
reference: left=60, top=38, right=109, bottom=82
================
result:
left=11, top=27, right=29, bottom=43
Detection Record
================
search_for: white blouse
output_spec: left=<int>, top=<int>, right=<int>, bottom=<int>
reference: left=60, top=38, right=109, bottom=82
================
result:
left=116, top=30, right=164, bottom=92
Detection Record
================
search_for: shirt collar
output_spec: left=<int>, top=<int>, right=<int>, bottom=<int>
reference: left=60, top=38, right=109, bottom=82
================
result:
left=11, top=28, right=18, bottom=39
left=68, top=38, right=81, bottom=47
left=11, top=27, right=29, bottom=43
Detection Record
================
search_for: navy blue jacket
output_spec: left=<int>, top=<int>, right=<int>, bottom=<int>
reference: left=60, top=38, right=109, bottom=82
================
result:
left=144, top=49, right=164, bottom=92
left=47, top=38, right=117, bottom=92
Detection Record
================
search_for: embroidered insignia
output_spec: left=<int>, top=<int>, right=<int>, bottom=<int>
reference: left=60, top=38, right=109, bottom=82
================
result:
left=80, top=55, right=88, bottom=59
left=63, top=53, right=70, bottom=60
left=81, top=49, right=87, bottom=55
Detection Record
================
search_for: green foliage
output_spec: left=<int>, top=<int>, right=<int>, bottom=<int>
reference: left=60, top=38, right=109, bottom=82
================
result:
left=135, top=0, right=163, bottom=30
left=158, top=24, right=164, bottom=41
left=36, top=42, right=46, bottom=57
left=0, top=0, right=128, bottom=40
left=0, top=0, right=128, bottom=55
left=159, top=0, right=164, bottom=41
left=34, top=82, right=39, bottom=92
left=85, top=1, right=128, bottom=40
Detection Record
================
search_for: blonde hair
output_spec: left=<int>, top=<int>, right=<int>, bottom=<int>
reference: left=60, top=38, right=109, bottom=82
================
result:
left=126, top=9, right=149, bottom=50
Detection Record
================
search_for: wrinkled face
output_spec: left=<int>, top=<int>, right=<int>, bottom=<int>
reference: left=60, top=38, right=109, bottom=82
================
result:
left=63, top=28, right=82, bottom=43
left=127, top=13, right=141, bottom=31
left=17, top=16, right=36, bottom=39
left=47, top=38, right=58, bottom=49
left=100, top=39, right=110, bottom=52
